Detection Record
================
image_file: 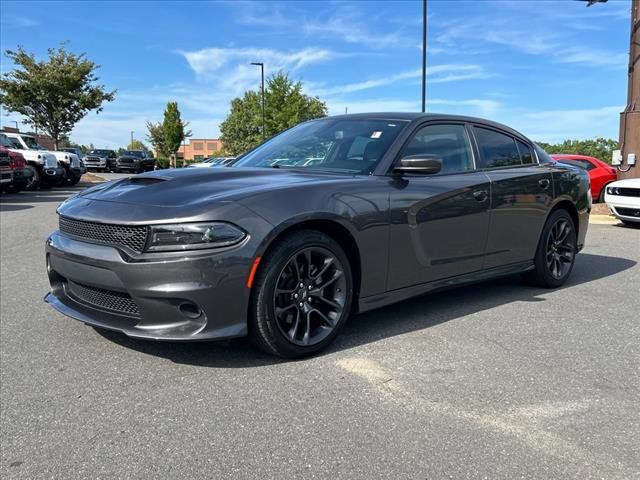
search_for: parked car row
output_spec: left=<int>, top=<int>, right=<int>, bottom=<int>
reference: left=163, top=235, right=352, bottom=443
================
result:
left=186, top=156, right=236, bottom=168
left=0, top=132, right=89, bottom=192
left=82, top=148, right=155, bottom=173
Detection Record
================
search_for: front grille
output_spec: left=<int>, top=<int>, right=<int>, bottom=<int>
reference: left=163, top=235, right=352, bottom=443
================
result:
left=44, top=156, right=57, bottom=168
left=119, top=158, right=133, bottom=164
left=618, top=188, right=640, bottom=198
left=71, top=157, right=80, bottom=167
left=59, top=216, right=149, bottom=253
left=616, top=207, right=640, bottom=218
left=66, top=280, right=140, bottom=317
left=85, top=156, right=101, bottom=162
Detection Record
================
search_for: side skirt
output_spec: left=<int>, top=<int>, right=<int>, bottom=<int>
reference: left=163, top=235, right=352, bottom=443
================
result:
left=357, top=261, right=534, bottom=314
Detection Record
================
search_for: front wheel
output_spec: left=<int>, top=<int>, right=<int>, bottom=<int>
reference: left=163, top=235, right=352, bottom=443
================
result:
left=250, top=230, right=353, bottom=358
left=523, top=209, right=577, bottom=288
left=24, top=165, right=41, bottom=191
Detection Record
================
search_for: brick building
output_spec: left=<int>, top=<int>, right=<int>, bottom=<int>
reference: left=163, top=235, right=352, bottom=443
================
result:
left=177, top=138, right=223, bottom=161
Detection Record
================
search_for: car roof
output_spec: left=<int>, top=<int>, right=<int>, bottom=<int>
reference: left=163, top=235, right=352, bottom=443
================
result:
left=321, top=112, right=530, bottom=141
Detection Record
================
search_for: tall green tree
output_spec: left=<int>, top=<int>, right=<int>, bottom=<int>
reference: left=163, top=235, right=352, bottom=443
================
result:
left=220, top=71, right=327, bottom=155
left=537, top=138, right=619, bottom=164
left=0, top=44, right=115, bottom=149
left=162, top=101, right=191, bottom=166
left=146, top=121, right=167, bottom=158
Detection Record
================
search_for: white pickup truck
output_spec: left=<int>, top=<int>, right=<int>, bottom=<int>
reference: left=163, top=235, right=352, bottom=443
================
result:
left=0, top=132, right=63, bottom=190
left=4, top=132, right=83, bottom=186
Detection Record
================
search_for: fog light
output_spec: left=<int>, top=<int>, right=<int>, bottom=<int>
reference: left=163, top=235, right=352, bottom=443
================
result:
left=178, top=302, right=202, bottom=319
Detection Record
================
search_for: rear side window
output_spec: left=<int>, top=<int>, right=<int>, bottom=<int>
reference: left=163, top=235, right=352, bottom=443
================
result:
left=557, top=158, right=595, bottom=171
left=399, top=124, right=474, bottom=174
left=474, top=127, right=521, bottom=168
left=516, top=140, right=534, bottom=164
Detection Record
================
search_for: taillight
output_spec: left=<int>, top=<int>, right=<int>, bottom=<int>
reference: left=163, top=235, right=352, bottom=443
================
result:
left=9, top=154, right=26, bottom=170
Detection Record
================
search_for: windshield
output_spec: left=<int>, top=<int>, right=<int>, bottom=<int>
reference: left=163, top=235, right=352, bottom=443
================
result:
left=233, top=118, right=409, bottom=173
left=122, top=150, right=145, bottom=158
left=89, top=149, right=115, bottom=157
left=0, top=134, right=16, bottom=148
left=20, top=136, right=45, bottom=150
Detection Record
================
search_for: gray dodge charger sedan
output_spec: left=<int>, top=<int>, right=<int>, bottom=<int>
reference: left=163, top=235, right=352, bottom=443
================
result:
left=45, top=113, right=590, bottom=358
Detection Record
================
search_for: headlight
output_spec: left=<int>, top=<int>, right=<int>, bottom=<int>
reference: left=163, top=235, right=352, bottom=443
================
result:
left=607, top=187, right=619, bottom=195
left=146, top=222, right=246, bottom=252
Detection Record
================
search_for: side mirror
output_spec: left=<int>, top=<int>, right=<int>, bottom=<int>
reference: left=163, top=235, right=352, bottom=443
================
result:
left=394, top=154, right=442, bottom=174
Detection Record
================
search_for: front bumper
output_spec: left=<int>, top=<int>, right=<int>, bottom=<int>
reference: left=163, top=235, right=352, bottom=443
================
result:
left=0, top=170, right=12, bottom=184
left=45, top=231, right=253, bottom=340
left=606, top=195, right=640, bottom=223
left=42, top=166, right=65, bottom=184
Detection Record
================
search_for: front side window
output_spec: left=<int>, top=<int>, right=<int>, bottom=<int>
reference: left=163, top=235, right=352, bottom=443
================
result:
left=19, top=136, right=44, bottom=150
left=399, top=123, right=474, bottom=174
left=233, top=118, right=408, bottom=174
left=474, top=127, right=521, bottom=168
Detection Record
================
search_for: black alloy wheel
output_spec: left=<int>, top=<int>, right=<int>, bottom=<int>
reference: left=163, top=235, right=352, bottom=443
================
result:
left=250, top=230, right=353, bottom=358
left=545, top=217, right=575, bottom=280
left=273, top=247, right=347, bottom=346
left=524, top=209, right=577, bottom=288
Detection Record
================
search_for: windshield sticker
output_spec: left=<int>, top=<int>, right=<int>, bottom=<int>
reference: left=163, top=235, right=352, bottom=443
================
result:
left=371, top=131, right=382, bottom=139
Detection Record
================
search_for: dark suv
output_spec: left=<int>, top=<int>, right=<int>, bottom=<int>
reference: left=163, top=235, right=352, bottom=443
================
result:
left=115, top=150, right=155, bottom=173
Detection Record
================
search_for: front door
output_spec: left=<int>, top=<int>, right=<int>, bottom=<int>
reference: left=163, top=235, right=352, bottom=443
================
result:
left=388, top=123, right=491, bottom=291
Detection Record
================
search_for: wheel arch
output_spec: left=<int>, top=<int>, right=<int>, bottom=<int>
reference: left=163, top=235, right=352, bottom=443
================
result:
left=549, top=199, right=580, bottom=235
left=253, top=215, right=363, bottom=308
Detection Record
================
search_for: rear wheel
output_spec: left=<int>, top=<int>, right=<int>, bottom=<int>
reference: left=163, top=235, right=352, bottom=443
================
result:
left=250, top=230, right=353, bottom=358
left=523, top=209, right=577, bottom=288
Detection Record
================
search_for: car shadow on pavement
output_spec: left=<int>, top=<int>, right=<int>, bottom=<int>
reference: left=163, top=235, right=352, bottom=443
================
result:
left=94, top=252, right=636, bottom=368
left=0, top=187, right=86, bottom=205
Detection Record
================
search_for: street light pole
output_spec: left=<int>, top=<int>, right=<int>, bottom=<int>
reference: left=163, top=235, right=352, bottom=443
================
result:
left=251, top=62, right=265, bottom=139
left=130, top=130, right=134, bottom=148
left=421, top=0, right=427, bottom=113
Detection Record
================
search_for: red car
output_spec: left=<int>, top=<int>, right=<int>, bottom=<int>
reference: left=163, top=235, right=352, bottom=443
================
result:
left=0, top=145, right=32, bottom=193
left=551, top=154, right=617, bottom=202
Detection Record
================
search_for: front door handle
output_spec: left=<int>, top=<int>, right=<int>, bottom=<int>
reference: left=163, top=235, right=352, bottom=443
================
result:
left=538, top=178, right=551, bottom=190
left=473, top=190, right=489, bottom=202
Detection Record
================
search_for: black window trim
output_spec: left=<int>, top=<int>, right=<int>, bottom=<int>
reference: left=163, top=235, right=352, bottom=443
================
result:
left=386, top=120, right=479, bottom=177
left=470, top=123, right=539, bottom=171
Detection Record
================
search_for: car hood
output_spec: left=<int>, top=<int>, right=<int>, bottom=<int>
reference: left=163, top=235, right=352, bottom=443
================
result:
left=79, top=167, right=358, bottom=207
left=609, top=178, right=640, bottom=188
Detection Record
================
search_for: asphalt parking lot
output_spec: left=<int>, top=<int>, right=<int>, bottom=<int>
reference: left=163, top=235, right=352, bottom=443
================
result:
left=1, top=184, right=639, bottom=479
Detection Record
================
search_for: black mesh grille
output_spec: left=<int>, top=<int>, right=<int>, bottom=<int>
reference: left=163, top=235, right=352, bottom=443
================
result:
left=618, top=188, right=640, bottom=198
left=59, top=216, right=148, bottom=253
left=67, top=281, right=140, bottom=317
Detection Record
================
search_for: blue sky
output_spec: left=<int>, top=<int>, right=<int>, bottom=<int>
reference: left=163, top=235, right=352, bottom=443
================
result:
left=0, top=0, right=632, bottom=148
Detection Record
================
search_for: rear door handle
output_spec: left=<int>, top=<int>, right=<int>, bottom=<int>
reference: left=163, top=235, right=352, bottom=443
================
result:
left=473, top=190, right=488, bottom=202
left=538, top=178, right=551, bottom=190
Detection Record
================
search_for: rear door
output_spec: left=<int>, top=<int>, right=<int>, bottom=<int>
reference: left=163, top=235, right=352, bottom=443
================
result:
left=387, top=122, right=491, bottom=290
left=472, top=126, right=553, bottom=269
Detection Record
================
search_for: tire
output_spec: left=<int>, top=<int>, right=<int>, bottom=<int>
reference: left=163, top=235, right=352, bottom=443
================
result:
left=523, top=209, right=577, bottom=288
left=24, top=164, right=41, bottom=191
left=67, top=174, right=81, bottom=186
left=249, top=230, right=353, bottom=358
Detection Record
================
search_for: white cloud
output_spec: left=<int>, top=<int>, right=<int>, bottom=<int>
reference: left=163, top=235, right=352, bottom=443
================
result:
left=314, top=64, right=489, bottom=96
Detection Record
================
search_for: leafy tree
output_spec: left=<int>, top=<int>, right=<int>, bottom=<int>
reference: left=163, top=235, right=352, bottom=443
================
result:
left=146, top=121, right=167, bottom=158
left=220, top=71, right=327, bottom=155
left=127, top=139, right=148, bottom=151
left=162, top=101, right=191, bottom=166
left=0, top=44, right=115, bottom=149
left=537, top=138, right=619, bottom=164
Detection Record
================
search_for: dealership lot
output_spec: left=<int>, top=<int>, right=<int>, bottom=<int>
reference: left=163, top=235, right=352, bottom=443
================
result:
left=1, top=187, right=639, bottom=479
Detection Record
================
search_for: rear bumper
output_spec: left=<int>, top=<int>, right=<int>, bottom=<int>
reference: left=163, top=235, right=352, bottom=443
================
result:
left=44, top=231, right=252, bottom=341
left=0, top=170, right=12, bottom=184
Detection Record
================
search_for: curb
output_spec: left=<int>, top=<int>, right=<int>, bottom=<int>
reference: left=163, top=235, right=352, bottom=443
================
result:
left=589, top=214, right=618, bottom=225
